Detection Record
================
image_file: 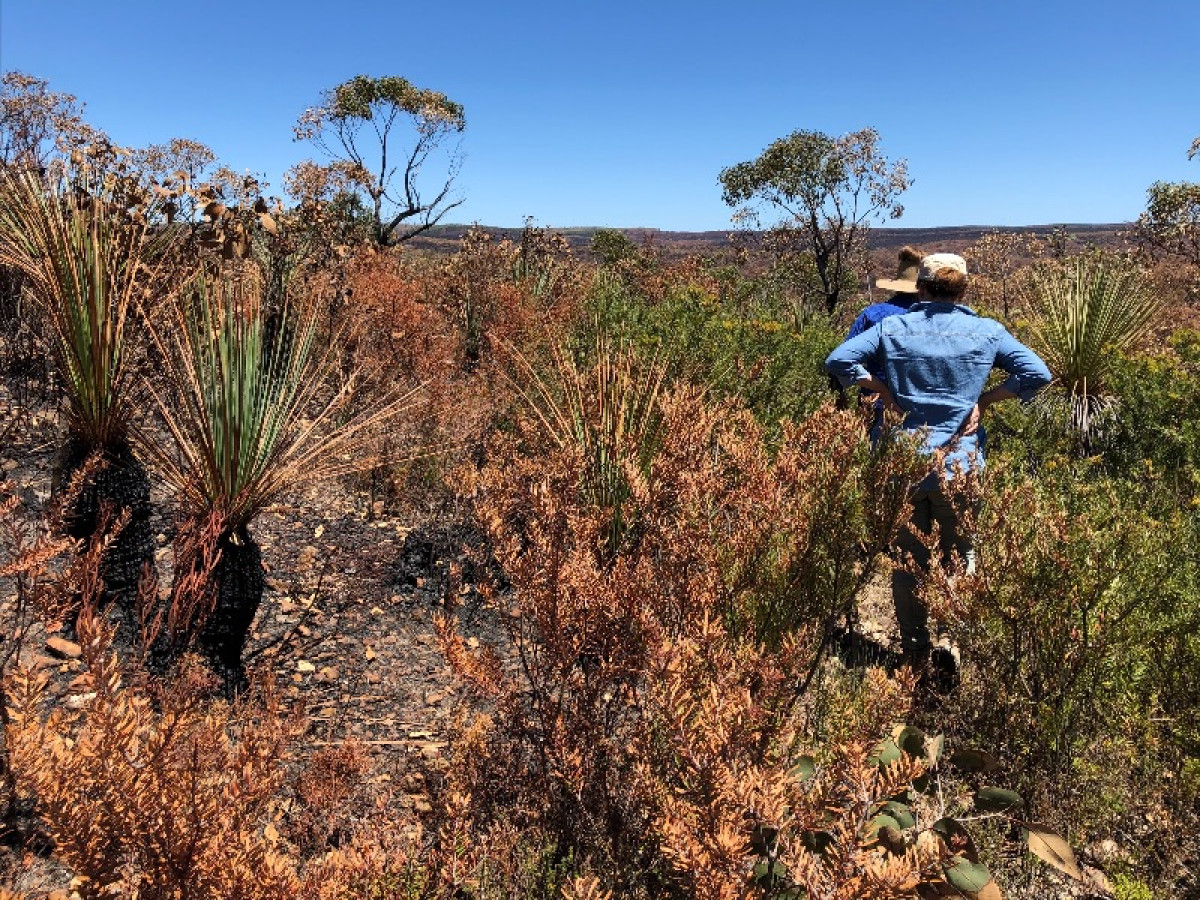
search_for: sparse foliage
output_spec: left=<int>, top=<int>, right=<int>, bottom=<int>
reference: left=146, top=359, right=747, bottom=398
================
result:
left=1138, top=179, right=1200, bottom=266
left=0, top=71, right=100, bottom=169
left=293, top=74, right=466, bottom=246
left=720, top=128, right=910, bottom=313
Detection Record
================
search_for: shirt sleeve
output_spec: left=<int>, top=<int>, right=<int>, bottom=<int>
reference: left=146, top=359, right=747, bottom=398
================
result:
left=825, top=325, right=883, bottom=389
left=847, top=310, right=872, bottom=340
left=994, top=328, right=1053, bottom=401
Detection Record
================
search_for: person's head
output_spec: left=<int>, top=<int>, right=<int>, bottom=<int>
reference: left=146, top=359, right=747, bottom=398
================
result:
left=876, top=246, right=921, bottom=297
left=916, top=253, right=969, bottom=302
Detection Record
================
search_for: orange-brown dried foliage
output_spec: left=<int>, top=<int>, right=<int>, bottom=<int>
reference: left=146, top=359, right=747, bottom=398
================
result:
left=438, top=369, right=935, bottom=895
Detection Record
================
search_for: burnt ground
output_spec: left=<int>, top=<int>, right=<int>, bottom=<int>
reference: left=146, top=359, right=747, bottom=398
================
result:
left=0, top=395, right=521, bottom=893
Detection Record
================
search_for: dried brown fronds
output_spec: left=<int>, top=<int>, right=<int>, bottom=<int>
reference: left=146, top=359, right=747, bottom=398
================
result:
left=439, top=376, right=928, bottom=892
left=6, top=611, right=305, bottom=900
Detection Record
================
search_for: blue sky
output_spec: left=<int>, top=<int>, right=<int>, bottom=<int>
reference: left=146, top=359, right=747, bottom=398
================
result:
left=2, top=0, right=1197, bottom=230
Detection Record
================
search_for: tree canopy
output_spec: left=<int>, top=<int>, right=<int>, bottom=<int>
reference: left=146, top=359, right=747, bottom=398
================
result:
left=720, top=128, right=909, bottom=313
left=292, top=75, right=465, bottom=247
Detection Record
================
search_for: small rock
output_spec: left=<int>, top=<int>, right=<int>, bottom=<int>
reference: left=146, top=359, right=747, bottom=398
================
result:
left=46, top=637, right=82, bottom=659
left=413, top=798, right=432, bottom=814
left=1089, top=838, right=1123, bottom=863
left=416, top=633, right=435, bottom=646
left=296, top=660, right=316, bottom=674
left=425, top=692, right=444, bottom=706
left=317, top=666, right=339, bottom=682
left=65, top=692, right=97, bottom=709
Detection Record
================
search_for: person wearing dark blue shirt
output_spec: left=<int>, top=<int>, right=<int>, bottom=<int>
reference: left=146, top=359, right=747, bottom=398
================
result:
left=848, top=246, right=922, bottom=341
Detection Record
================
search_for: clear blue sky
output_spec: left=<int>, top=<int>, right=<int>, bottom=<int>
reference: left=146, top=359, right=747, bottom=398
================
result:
left=2, top=0, right=1197, bottom=230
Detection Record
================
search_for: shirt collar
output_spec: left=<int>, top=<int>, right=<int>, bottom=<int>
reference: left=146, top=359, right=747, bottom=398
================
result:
left=910, top=301, right=978, bottom=317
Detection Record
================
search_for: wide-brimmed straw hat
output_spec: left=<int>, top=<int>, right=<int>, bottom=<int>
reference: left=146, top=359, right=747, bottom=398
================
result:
left=876, top=246, right=921, bottom=293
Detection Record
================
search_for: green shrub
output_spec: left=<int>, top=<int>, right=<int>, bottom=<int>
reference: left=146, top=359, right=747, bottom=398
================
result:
left=921, top=461, right=1200, bottom=893
left=1098, top=330, right=1200, bottom=503
left=577, top=270, right=840, bottom=431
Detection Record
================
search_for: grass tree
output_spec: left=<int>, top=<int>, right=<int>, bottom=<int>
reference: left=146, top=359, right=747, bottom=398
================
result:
left=1024, top=253, right=1164, bottom=453
left=142, top=269, right=415, bottom=691
left=507, top=331, right=666, bottom=559
left=0, top=164, right=172, bottom=613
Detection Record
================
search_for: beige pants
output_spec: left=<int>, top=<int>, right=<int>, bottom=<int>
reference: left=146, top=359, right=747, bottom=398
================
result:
left=892, top=487, right=976, bottom=656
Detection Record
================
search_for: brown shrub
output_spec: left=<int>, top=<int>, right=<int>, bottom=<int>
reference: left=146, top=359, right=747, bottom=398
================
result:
left=438, top=371, right=934, bottom=895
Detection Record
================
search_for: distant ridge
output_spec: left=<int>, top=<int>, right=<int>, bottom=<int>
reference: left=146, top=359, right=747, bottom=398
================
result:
left=407, top=223, right=1130, bottom=258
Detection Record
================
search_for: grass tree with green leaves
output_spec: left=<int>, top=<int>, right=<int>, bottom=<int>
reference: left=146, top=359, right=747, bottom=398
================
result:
left=507, top=330, right=666, bottom=559
left=1024, top=253, right=1164, bottom=453
left=143, top=270, right=417, bottom=691
left=0, top=164, right=174, bottom=611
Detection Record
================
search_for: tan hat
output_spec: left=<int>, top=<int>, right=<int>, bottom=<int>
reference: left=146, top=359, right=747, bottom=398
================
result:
left=876, top=246, right=921, bottom=293
left=918, top=253, right=968, bottom=281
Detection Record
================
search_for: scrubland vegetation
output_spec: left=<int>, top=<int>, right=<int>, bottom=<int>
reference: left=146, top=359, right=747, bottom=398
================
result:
left=1, top=71, right=1199, bottom=900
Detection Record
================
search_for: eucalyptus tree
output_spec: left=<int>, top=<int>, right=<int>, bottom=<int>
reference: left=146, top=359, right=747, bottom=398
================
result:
left=720, top=128, right=909, bottom=315
left=293, top=75, right=465, bottom=247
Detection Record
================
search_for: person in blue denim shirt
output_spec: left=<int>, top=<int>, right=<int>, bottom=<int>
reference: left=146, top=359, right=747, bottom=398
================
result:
left=825, top=253, right=1052, bottom=676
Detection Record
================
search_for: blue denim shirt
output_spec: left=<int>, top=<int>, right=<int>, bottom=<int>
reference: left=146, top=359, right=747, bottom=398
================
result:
left=825, top=302, right=1052, bottom=483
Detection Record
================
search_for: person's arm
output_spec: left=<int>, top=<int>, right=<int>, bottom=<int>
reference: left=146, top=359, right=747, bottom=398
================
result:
left=994, top=329, right=1053, bottom=401
left=825, top=327, right=902, bottom=413
left=960, top=331, right=1053, bottom=435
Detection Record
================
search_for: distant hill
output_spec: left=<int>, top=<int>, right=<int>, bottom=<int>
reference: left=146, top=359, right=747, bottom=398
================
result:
left=406, top=223, right=1131, bottom=261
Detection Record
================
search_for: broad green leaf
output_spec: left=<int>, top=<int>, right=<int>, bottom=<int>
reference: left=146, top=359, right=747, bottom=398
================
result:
left=868, top=738, right=902, bottom=768
left=790, top=755, right=816, bottom=782
left=881, top=801, right=915, bottom=829
left=975, top=786, right=1022, bottom=813
left=866, top=814, right=900, bottom=837
left=897, top=725, right=925, bottom=756
left=944, top=856, right=993, bottom=895
left=948, top=748, right=1001, bottom=773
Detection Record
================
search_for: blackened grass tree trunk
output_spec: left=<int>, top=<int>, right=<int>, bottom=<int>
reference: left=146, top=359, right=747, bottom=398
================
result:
left=142, top=264, right=417, bottom=695
left=0, top=162, right=176, bottom=629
